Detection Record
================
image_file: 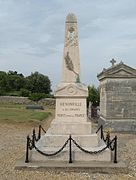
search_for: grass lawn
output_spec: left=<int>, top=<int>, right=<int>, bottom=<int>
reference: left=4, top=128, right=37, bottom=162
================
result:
left=0, top=104, right=52, bottom=123
left=0, top=104, right=24, bottom=109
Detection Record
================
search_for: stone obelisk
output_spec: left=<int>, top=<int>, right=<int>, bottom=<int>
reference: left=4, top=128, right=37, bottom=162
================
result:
left=54, top=13, right=88, bottom=124
left=31, top=14, right=111, bottom=163
left=61, top=13, right=80, bottom=83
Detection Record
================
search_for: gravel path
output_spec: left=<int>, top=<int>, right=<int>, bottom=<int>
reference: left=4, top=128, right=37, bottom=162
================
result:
left=0, top=120, right=136, bottom=180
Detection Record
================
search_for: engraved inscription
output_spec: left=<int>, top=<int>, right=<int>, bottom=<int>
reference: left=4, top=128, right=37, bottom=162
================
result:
left=60, top=102, right=81, bottom=106
left=56, top=100, right=86, bottom=119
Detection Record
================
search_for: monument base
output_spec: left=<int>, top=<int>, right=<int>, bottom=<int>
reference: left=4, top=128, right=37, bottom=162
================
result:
left=31, top=148, right=111, bottom=162
left=46, top=119, right=92, bottom=135
left=29, top=118, right=111, bottom=163
left=15, top=159, right=128, bottom=174
left=99, top=116, right=136, bottom=132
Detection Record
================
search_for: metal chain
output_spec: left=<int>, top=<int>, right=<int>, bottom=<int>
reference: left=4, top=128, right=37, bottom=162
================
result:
left=103, top=136, right=107, bottom=142
left=34, top=134, right=39, bottom=142
left=104, top=137, right=109, bottom=144
left=28, top=134, right=116, bottom=158
left=34, top=137, right=69, bottom=156
left=109, top=137, right=115, bottom=151
left=96, top=125, right=102, bottom=133
left=71, top=138, right=108, bottom=154
left=41, top=126, right=46, bottom=134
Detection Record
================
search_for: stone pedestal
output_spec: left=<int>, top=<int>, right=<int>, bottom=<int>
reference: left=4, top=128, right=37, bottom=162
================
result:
left=54, top=83, right=88, bottom=122
left=30, top=82, right=111, bottom=163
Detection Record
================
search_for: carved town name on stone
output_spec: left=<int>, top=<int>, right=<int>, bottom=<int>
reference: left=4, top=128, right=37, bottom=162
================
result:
left=56, top=99, right=86, bottom=119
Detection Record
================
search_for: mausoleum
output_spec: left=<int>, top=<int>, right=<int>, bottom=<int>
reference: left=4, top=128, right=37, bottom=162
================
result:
left=97, top=60, right=136, bottom=132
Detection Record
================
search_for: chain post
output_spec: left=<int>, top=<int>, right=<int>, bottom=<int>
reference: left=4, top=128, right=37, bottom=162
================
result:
left=69, top=135, right=72, bottom=163
left=32, top=129, right=36, bottom=147
left=101, top=125, right=104, bottom=140
left=106, top=131, right=110, bottom=147
left=114, top=135, right=117, bottom=163
left=25, top=135, right=29, bottom=163
left=38, top=125, right=41, bottom=140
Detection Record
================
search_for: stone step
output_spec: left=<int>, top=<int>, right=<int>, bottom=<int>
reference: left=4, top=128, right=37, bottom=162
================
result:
left=54, top=118, right=89, bottom=123
left=31, top=145, right=111, bottom=162
left=16, top=159, right=128, bottom=174
left=36, top=134, right=98, bottom=148
left=47, top=122, right=92, bottom=135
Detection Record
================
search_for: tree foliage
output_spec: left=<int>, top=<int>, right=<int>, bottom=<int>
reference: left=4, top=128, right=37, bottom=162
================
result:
left=26, top=72, right=51, bottom=94
left=0, top=71, right=9, bottom=95
left=28, top=93, right=52, bottom=101
left=0, top=71, right=52, bottom=97
left=7, top=71, right=26, bottom=91
left=87, top=85, right=100, bottom=106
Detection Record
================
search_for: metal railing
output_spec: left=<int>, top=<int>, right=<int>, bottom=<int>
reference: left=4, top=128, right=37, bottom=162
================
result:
left=25, top=125, right=117, bottom=164
left=96, top=125, right=117, bottom=163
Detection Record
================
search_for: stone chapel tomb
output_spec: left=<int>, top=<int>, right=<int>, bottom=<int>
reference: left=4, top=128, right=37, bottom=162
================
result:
left=97, top=60, right=136, bottom=132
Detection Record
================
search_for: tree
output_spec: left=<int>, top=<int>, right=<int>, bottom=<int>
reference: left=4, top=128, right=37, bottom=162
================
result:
left=87, top=85, right=100, bottom=106
left=0, top=71, right=9, bottom=95
left=8, top=70, right=23, bottom=77
left=26, top=72, right=51, bottom=94
left=7, top=71, right=26, bottom=91
left=0, top=70, right=52, bottom=96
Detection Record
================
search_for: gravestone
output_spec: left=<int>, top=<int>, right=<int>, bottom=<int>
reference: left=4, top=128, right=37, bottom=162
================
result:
left=97, top=61, right=136, bottom=132
left=30, top=13, right=111, bottom=163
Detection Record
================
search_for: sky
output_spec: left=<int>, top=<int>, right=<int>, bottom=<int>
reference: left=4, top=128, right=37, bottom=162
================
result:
left=0, top=0, right=136, bottom=90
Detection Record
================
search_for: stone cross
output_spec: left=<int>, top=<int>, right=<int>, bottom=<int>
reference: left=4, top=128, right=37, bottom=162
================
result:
left=61, top=13, right=80, bottom=83
left=110, top=58, right=116, bottom=66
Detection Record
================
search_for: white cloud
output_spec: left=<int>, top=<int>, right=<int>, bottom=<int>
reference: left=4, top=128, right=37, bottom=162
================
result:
left=0, top=0, right=136, bottom=89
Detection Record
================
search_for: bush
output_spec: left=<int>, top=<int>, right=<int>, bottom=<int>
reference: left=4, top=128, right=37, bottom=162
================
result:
left=43, top=94, right=54, bottom=98
left=87, top=85, right=100, bottom=106
left=0, top=88, right=5, bottom=96
left=29, top=93, right=47, bottom=101
left=6, top=91, right=20, bottom=96
left=19, top=88, right=30, bottom=97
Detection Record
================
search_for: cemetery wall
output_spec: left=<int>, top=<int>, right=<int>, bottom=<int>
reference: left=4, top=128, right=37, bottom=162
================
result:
left=0, top=96, right=55, bottom=108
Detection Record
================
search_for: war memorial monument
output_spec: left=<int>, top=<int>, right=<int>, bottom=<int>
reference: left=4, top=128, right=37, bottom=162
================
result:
left=16, top=13, right=127, bottom=172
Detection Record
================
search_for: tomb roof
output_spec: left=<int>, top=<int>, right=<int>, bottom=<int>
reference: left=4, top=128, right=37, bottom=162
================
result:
left=97, top=61, right=136, bottom=80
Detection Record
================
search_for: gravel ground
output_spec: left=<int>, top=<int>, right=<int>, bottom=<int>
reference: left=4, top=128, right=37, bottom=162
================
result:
left=0, top=120, right=136, bottom=180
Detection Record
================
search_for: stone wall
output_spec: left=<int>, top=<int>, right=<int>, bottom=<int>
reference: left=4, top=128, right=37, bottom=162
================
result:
left=0, top=96, right=55, bottom=108
left=99, top=80, right=107, bottom=118
left=99, top=77, right=136, bottom=132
